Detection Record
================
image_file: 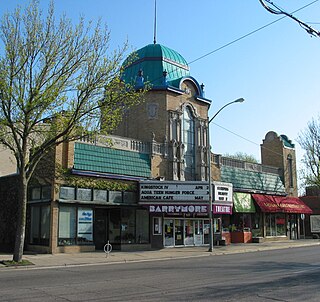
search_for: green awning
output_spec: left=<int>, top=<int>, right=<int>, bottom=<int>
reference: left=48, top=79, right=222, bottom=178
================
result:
left=233, top=192, right=256, bottom=213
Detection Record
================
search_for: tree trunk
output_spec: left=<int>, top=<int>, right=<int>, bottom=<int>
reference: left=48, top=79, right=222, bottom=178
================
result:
left=12, top=172, right=28, bottom=262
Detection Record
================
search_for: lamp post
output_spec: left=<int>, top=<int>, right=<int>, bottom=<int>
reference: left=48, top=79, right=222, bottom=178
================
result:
left=207, top=97, right=245, bottom=252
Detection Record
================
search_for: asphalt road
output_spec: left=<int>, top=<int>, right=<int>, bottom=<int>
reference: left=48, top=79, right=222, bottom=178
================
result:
left=1, top=246, right=320, bottom=302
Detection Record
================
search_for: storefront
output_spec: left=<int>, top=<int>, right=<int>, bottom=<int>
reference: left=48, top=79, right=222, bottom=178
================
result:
left=27, top=184, right=151, bottom=253
left=139, top=180, right=210, bottom=248
left=230, top=192, right=256, bottom=243
left=252, top=194, right=313, bottom=240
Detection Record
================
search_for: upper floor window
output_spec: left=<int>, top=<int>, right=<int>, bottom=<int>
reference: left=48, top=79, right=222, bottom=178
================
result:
left=182, top=106, right=195, bottom=180
left=287, top=154, right=294, bottom=188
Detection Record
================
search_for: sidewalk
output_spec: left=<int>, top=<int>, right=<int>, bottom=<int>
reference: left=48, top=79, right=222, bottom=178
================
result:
left=1, top=239, right=320, bottom=269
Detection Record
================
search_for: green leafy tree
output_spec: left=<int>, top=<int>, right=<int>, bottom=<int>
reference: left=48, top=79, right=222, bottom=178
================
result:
left=297, top=116, right=320, bottom=189
left=223, top=152, right=258, bottom=164
left=0, top=1, right=145, bottom=262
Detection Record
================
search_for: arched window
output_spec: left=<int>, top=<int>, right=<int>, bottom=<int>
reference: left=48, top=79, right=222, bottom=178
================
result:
left=182, top=106, right=195, bottom=180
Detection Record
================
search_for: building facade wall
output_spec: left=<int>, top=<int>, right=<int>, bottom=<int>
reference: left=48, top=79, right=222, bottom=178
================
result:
left=261, top=131, right=298, bottom=196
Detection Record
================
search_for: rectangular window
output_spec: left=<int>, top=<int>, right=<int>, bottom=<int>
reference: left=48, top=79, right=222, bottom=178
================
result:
left=58, top=206, right=76, bottom=245
left=31, top=187, right=41, bottom=200
left=29, top=205, right=50, bottom=245
left=60, top=187, right=75, bottom=200
left=109, top=191, right=123, bottom=203
left=77, top=188, right=92, bottom=201
left=93, top=189, right=107, bottom=202
left=121, top=208, right=135, bottom=243
left=58, top=205, right=94, bottom=246
left=153, top=216, right=162, bottom=235
left=136, top=209, right=149, bottom=243
left=77, top=208, right=93, bottom=244
left=42, top=186, right=51, bottom=200
left=123, top=192, right=137, bottom=204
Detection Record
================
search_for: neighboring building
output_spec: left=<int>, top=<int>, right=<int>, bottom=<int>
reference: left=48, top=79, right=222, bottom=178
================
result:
left=261, top=131, right=298, bottom=196
left=212, top=144, right=312, bottom=245
left=0, top=43, right=312, bottom=253
left=300, top=187, right=320, bottom=239
left=0, top=145, right=16, bottom=176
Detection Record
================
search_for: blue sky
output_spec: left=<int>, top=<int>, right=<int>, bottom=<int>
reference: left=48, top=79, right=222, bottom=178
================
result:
left=1, top=1, right=320, bottom=169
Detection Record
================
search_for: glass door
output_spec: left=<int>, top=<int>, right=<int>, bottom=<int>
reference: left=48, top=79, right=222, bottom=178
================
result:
left=184, top=219, right=194, bottom=246
left=175, top=220, right=183, bottom=246
left=194, top=220, right=204, bottom=246
left=164, top=219, right=174, bottom=247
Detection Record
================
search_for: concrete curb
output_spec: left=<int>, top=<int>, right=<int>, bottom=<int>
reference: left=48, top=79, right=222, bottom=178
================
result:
left=1, top=240, right=320, bottom=271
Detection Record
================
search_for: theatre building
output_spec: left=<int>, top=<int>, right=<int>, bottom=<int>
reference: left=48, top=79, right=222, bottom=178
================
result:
left=0, top=42, right=312, bottom=253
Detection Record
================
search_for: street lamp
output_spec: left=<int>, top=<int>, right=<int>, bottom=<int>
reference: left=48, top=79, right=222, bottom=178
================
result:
left=207, top=97, right=245, bottom=252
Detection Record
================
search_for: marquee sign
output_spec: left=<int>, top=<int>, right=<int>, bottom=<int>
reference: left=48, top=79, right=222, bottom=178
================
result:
left=139, top=181, right=209, bottom=202
left=149, top=204, right=208, bottom=214
left=213, top=181, right=233, bottom=203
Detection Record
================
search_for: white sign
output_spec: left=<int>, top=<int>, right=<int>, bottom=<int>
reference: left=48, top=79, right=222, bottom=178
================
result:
left=213, top=181, right=233, bottom=203
left=310, top=215, right=320, bottom=232
left=139, top=181, right=209, bottom=202
left=77, top=209, right=93, bottom=241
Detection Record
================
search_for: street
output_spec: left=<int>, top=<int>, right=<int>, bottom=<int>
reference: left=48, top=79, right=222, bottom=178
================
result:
left=1, top=246, right=320, bottom=302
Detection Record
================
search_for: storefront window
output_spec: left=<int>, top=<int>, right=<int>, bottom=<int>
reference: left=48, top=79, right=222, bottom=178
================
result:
left=153, top=217, right=162, bottom=235
left=29, top=205, right=50, bottom=245
left=184, top=219, right=194, bottom=245
left=58, top=206, right=77, bottom=245
left=121, top=208, right=135, bottom=243
left=136, top=209, right=149, bottom=243
left=231, top=213, right=252, bottom=231
left=194, top=220, right=204, bottom=245
left=58, top=205, right=94, bottom=245
left=252, top=213, right=263, bottom=237
left=266, top=213, right=286, bottom=237
left=276, top=213, right=286, bottom=236
left=164, top=219, right=174, bottom=246
left=77, top=208, right=93, bottom=244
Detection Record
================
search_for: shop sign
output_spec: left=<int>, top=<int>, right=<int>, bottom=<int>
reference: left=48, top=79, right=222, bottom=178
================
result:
left=139, top=181, right=209, bottom=202
left=149, top=205, right=208, bottom=214
left=213, top=181, right=233, bottom=203
left=310, top=215, right=320, bottom=232
left=213, top=204, right=233, bottom=214
left=233, top=192, right=256, bottom=213
left=77, top=209, right=93, bottom=241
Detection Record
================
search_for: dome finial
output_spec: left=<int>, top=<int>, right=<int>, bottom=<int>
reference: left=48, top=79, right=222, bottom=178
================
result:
left=153, top=0, right=157, bottom=44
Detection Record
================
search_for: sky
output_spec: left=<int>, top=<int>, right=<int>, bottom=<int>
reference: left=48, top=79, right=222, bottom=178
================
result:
left=1, top=0, right=320, bottom=175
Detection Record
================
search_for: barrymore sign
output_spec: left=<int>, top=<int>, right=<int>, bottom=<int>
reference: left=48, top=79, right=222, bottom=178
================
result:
left=139, top=181, right=209, bottom=202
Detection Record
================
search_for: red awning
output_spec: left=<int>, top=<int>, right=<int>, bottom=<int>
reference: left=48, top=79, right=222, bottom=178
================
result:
left=252, top=194, right=313, bottom=214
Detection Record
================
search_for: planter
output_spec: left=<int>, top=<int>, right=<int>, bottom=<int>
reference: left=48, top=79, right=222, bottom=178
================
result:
left=221, top=232, right=231, bottom=245
left=231, top=231, right=252, bottom=243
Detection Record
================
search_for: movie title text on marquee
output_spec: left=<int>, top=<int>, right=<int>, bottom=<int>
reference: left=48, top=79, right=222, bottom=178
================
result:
left=139, top=181, right=209, bottom=202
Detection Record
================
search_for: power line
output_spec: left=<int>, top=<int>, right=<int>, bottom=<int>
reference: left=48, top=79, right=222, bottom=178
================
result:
left=188, top=0, right=319, bottom=66
left=212, top=121, right=297, bottom=160
left=258, top=0, right=320, bottom=37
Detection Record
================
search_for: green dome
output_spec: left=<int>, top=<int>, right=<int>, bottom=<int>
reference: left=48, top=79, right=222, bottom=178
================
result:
left=121, top=44, right=190, bottom=88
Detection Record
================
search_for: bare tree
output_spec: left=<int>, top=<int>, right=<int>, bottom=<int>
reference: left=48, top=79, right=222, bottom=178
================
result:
left=0, top=0, right=145, bottom=262
left=297, top=116, right=320, bottom=190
